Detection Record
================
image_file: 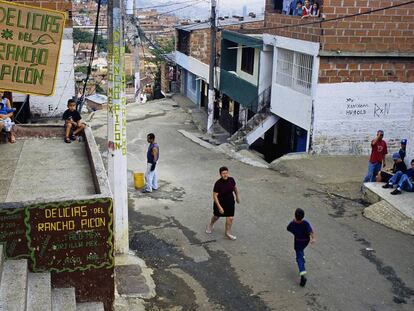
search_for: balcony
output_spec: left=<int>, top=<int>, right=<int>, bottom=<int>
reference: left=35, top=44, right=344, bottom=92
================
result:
left=220, top=70, right=259, bottom=111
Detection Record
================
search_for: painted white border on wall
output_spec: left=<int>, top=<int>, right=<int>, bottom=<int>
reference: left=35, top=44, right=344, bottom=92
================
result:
left=265, top=34, right=320, bottom=150
left=174, top=51, right=220, bottom=88
left=235, top=45, right=260, bottom=86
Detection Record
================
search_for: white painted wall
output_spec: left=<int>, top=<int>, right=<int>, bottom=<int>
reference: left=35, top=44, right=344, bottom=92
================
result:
left=406, top=97, right=414, bottom=162
left=258, top=47, right=273, bottom=94
left=236, top=45, right=260, bottom=86
left=174, top=51, right=220, bottom=88
left=30, top=29, right=75, bottom=117
left=312, top=82, right=414, bottom=155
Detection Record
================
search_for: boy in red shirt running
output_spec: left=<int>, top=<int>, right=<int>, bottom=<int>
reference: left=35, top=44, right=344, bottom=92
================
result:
left=363, top=130, right=388, bottom=183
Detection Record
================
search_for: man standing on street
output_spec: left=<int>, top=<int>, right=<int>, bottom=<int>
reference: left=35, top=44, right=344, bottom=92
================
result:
left=363, top=130, right=388, bottom=183
left=143, top=133, right=159, bottom=193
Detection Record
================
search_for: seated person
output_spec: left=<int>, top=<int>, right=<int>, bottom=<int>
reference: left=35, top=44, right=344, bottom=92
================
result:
left=0, top=93, right=16, bottom=143
left=376, top=152, right=406, bottom=183
left=399, top=139, right=407, bottom=162
left=62, top=99, right=86, bottom=143
left=383, top=159, right=414, bottom=195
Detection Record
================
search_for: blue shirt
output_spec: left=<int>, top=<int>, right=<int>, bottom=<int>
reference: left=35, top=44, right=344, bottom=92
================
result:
left=406, top=168, right=414, bottom=180
left=287, top=219, right=313, bottom=250
left=147, top=143, right=159, bottom=164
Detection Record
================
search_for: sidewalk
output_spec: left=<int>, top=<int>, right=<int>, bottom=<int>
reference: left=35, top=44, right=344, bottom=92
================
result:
left=363, top=182, right=414, bottom=235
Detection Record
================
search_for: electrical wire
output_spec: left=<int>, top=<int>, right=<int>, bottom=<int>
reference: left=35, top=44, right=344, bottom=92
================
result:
left=139, top=0, right=206, bottom=10
left=237, top=0, right=414, bottom=32
left=156, top=0, right=208, bottom=17
left=77, top=0, right=103, bottom=112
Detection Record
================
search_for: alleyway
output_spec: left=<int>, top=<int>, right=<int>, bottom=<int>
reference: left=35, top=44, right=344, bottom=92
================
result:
left=91, top=99, right=414, bottom=311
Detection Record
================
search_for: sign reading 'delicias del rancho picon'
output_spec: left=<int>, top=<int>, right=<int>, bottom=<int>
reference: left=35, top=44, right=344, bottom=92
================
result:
left=0, top=0, right=65, bottom=96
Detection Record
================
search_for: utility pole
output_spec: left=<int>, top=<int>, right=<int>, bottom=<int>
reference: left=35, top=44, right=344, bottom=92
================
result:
left=107, top=0, right=129, bottom=254
left=207, top=0, right=217, bottom=134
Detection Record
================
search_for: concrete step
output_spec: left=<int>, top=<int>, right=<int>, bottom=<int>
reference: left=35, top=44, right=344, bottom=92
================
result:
left=0, top=245, right=4, bottom=284
left=76, top=302, right=105, bottom=311
left=52, top=288, right=76, bottom=311
left=0, top=259, right=28, bottom=311
left=363, top=200, right=414, bottom=235
left=27, top=273, right=52, bottom=311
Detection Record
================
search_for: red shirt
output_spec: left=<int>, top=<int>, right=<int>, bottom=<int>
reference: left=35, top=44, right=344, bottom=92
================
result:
left=369, top=140, right=388, bottom=164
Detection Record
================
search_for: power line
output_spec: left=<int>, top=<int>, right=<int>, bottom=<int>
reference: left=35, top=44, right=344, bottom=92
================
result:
left=237, top=0, right=414, bottom=32
left=156, top=0, right=208, bottom=17
left=139, top=0, right=205, bottom=10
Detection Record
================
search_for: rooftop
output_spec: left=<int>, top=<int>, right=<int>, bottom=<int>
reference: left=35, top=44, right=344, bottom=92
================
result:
left=175, top=15, right=264, bottom=32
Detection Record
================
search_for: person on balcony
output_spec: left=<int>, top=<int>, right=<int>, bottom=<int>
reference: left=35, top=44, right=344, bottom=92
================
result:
left=301, top=0, right=312, bottom=18
left=291, top=1, right=303, bottom=17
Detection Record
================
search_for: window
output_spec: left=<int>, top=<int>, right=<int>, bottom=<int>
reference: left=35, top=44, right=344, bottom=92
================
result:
left=241, top=47, right=255, bottom=75
left=276, top=48, right=313, bottom=95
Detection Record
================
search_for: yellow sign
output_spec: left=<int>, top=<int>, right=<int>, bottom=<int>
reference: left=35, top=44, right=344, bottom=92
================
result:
left=0, top=0, right=65, bottom=96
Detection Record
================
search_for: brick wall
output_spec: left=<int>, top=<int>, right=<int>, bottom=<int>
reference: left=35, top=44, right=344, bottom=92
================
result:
left=264, top=13, right=322, bottom=42
left=321, top=0, right=414, bottom=53
left=186, top=21, right=265, bottom=65
left=264, top=0, right=414, bottom=53
left=319, top=57, right=414, bottom=83
left=8, top=0, right=73, bottom=27
left=312, top=82, right=414, bottom=155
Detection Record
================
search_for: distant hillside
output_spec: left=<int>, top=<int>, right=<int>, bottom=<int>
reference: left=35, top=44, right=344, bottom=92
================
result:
left=136, top=0, right=265, bottom=19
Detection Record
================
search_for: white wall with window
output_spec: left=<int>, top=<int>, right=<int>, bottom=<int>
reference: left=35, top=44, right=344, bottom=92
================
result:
left=236, top=45, right=260, bottom=86
left=263, top=34, right=319, bottom=137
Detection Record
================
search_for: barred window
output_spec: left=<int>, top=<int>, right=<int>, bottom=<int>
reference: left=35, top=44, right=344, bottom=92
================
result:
left=276, top=48, right=313, bottom=95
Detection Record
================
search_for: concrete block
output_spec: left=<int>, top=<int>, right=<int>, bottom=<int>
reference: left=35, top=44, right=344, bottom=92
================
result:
left=0, top=259, right=28, bottom=311
left=27, top=273, right=52, bottom=311
left=76, top=302, right=104, bottom=311
left=52, top=288, right=76, bottom=311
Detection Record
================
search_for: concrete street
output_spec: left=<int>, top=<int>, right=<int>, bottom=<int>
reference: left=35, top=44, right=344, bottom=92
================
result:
left=91, top=99, right=414, bottom=311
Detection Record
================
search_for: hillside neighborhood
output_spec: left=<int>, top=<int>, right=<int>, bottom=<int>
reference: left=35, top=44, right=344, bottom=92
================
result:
left=0, top=0, right=413, bottom=311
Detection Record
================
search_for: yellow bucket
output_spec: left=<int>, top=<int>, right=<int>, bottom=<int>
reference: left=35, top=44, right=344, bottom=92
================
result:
left=133, top=172, right=145, bottom=189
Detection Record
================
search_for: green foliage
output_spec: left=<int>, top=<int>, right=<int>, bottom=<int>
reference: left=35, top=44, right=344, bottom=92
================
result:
left=73, top=29, right=108, bottom=52
left=125, top=74, right=135, bottom=83
left=95, top=84, right=105, bottom=94
left=149, top=39, right=175, bottom=64
left=75, top=66, right=88, bottom=74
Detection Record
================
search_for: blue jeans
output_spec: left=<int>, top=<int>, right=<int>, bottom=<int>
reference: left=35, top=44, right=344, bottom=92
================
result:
left=295, top=249, right=306, bottom=276
left=363, top=162, right=382, bottom=183
left=390, top=171, right=413, bottom=192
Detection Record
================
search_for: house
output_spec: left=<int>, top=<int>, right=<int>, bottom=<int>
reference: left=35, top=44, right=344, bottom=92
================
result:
left=218, top=31, right=273, bottom=135
left=172, top=17, right=265, bottom=109
left=86, top=94, right=108, bottom=111
left=233, top=0, right=414, bottom=161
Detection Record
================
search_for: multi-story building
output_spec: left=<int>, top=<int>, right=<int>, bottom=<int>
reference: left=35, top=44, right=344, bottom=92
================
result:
left=236, top=0, right=414, bottom=161
left=173, top=17, right=265, bottom=109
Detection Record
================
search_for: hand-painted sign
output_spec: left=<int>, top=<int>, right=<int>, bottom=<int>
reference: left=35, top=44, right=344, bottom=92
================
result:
left=0, top=198, right=114, bottom=273
left=0, top=0, right=65, bottom=96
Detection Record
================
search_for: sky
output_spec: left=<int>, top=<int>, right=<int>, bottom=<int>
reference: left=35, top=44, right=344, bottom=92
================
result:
left=136, top=0, right=266, bottom=18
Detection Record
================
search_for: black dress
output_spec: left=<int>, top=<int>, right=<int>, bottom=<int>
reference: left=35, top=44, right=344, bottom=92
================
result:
left=213, top=177, right=236, bottom=217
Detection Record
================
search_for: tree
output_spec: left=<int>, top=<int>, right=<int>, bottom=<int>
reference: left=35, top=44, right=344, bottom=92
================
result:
left=149, top=39, right=175, bottom=64
left=73, top=29, right=108, bottom=52
left=75, top=66, right=88, bottom=74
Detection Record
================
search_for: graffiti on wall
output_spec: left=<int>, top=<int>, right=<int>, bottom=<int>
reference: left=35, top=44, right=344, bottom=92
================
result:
left=345, top=98, right=391, bottom=118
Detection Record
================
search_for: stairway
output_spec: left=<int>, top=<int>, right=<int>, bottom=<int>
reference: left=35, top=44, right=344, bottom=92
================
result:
left=0, top=245, right=105, bottom=311
left=228, top=110, right=279, bottom=148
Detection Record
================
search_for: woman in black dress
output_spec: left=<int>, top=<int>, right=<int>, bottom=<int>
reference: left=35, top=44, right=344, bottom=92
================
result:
left=206, top=166, right=240, bottom=240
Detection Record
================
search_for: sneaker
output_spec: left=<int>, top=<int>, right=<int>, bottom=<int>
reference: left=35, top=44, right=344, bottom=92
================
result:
left=225, top=234, right=237, bottom=240
left=391, top=189, right=402, bottom=195
left=141, top=189, right=152, bottom=193
left=70, top=134, right=76, bottom=141
left=205, top=224, right=213, bottom=234
left=382, top=183, right=392, bottom=189
left=300, top=275, right=307, bottom=287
